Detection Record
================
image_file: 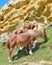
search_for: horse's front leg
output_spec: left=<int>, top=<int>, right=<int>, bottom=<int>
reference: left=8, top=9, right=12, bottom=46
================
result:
left=32, top=40, right=38, bottom=49
left=15, top=46, right=24, bottom=54
left=29, top=43, right=33, bottom=55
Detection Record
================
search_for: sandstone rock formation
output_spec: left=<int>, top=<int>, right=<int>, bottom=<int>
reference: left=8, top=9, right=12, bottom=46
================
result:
left=0, top=0, right=52, bottom=34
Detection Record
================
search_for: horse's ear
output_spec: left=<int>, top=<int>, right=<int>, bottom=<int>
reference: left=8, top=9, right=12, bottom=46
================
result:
left=15, top=31, right=17, bottom=34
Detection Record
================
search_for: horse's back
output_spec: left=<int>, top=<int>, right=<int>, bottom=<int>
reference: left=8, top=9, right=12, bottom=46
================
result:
left=16, top=33, right=30, bottom=42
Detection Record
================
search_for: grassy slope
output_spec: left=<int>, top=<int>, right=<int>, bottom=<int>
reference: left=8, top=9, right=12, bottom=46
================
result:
left=0, top=27, right=52, bottom=65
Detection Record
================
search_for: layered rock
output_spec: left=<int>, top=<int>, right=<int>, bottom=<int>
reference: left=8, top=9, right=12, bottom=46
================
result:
left=0, top=0, right=52, bottom=34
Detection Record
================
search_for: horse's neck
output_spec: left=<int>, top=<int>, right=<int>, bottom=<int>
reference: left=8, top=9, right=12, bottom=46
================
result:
left=34, top=30, right=42, bottom=37
left=27, top=30, right=38, bottom=37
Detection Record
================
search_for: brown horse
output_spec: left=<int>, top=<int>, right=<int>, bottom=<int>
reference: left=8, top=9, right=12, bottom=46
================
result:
left=23, top=22, right=36, bottom=29
left=6, top=29, right=47, bottom=62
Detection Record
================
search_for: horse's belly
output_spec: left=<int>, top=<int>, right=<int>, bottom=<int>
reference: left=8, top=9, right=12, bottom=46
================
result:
left=17, top=42, right=29, bottom=47
left=16, top=34, right=30, bottom=47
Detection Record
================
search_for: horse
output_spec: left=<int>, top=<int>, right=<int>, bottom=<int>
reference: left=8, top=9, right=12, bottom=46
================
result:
left=23, top=22, right=37, bottom=29
left=6, top=29, right=47, bottom=62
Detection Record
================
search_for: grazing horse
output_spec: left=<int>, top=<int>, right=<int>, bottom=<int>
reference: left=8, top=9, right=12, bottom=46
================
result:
left=23, top=22, right=36, bottom=29
left=6, top=29, right=47, bottom=62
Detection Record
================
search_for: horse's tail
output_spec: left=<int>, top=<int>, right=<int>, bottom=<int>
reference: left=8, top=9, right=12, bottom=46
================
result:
left=6, top=39, right=10, bottom=51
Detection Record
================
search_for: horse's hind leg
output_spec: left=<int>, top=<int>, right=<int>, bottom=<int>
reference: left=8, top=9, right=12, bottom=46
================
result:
left=29, top=43, right=33, bottom=55
left=8, top=47, right=13, bottom=62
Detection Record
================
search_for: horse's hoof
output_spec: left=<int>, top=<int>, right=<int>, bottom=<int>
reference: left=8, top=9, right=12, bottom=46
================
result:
left=29, top=52, right=33, bottom=55
left=8, top=57, right=12, bottom=62
left=9, top=60, right=12, bottom=62
left=29, top=51, right=33, bottom=55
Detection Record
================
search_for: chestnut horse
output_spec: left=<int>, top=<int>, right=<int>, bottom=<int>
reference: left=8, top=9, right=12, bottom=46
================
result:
left=23, top=22, right=36, bottom=29
left=6, top=29, right=47, bottom=62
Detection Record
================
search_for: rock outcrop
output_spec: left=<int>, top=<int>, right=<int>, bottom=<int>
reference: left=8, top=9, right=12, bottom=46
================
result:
left=0, top=0, right=52, bottom=34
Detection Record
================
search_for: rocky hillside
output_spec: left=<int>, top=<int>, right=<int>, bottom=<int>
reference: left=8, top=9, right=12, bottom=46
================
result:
left=0, top=0, right=52, bottom=34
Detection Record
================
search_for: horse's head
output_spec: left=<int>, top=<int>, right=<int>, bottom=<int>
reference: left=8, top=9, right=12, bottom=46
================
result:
left=34, top=29, right=48, bottom=43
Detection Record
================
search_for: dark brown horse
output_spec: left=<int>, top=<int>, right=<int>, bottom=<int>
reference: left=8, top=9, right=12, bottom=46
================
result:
left=6, top=29, right=47, bottom=62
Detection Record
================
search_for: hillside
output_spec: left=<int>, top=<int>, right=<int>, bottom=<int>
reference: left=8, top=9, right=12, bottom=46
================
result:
left=0, top=26, right=52, bottom=65
left=0, top=0, right=52, bottom=34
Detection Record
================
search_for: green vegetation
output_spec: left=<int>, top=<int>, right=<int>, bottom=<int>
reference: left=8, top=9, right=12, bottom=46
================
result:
left=0, top=27, right=52, bottom=65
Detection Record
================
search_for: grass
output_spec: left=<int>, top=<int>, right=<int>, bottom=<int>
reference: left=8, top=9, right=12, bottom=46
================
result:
left=0, top=26, right=52, bottom=65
